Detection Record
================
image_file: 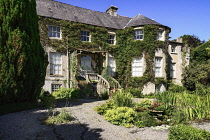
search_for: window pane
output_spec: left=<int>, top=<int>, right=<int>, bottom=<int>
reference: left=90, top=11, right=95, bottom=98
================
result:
left=50, top=53, right=62, bottom=75
left=132, top=57, right=143, bottom=77
left=155, top=57, right=162, bottom=77
left=48, top=25, right=61, bottom=38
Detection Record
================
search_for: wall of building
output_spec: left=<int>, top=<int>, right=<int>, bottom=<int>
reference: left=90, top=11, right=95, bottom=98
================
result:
left=43, top=46, right=68, bottom=93
left=168, top=38, right=190, bottom=86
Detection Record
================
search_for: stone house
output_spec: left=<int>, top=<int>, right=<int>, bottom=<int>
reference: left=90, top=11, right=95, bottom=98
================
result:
left=36, top=0, right=189, bottom=94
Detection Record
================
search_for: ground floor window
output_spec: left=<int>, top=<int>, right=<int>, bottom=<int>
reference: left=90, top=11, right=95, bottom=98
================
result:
left=51, top=84, right=61, bottom=92
left=108, top=55, right=116, bottom=76
left=132, top=57, right=143, bottom=77
left=154, top=57, right=162, bottom=77
left=50, top=52, right=62, bottom=75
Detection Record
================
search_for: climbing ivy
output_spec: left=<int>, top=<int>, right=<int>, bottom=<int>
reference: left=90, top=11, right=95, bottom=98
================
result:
left=38, top=17, right=169, bottom=90
left=38, top=17, right=109, bottom=51
left=110, top=25, right=169, bottom=89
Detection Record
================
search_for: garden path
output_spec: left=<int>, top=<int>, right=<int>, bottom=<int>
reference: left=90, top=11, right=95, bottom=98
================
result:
left=0, top=99, right=170, bottom=140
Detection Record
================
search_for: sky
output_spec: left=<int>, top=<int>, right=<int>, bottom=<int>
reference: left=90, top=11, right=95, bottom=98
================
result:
left=55, top=0, right=210, bottom=41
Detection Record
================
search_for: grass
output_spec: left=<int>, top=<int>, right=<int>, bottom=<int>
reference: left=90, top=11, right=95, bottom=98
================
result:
left=44, top=108, right=74, bottom=125
left=0, top=102, right=39, bottom=116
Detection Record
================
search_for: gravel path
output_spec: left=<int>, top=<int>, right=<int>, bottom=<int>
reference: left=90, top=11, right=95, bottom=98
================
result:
left=0, top=99, right=210, bottom=140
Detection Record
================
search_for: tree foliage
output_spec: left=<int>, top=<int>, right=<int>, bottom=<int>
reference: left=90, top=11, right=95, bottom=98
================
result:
left=182, top=60, right=210, bottom=91
left=180, top=34, right=203, bottom=48
left=192, top=41, right=210, bottom=63
left=0, top=0, right=48, bottom=104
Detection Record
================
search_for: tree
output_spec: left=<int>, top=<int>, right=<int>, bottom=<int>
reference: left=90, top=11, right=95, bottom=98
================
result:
left=182, top=60, right=210, bottom=91
left=0, top=0, right=48, bottom=104
left=180, top=34, right=203, bottom=48
left=192, top=41, right=210, bottom=63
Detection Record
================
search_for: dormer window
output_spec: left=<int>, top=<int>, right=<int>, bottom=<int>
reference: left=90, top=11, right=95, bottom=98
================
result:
left=81, top=31, right=90, bottom=42
left=108, top=32, right=116, bottom=45
left=134, top=29, right=144, bottom=40
left=48, top=25, right=61, bottom=39
left=157, top=30, right=164, bottom=41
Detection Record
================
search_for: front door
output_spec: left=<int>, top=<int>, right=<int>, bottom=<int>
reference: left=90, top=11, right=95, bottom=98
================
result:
left=81, top=56, right=92, bottom=73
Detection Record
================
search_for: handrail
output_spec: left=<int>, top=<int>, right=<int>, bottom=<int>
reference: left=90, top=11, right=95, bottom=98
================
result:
left=110, top=77, right=122, bottom=90
left=86, top=73, right=110, bottom=95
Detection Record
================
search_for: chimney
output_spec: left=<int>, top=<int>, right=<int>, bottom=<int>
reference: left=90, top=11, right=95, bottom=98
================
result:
left=106, top=5, right=118, bottom=16
left=176, top=37, right=183, bottom=43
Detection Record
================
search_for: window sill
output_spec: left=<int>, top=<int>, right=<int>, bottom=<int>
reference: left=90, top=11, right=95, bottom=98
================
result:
left=155, top=76, right=164, bottom=78
left=134, top=39, right=144, bottom=41
left=49, top=37, right=62, bottom=40
left=50, top=75, right=64, bottom=77
left=170, top=77, right=176, bottom=79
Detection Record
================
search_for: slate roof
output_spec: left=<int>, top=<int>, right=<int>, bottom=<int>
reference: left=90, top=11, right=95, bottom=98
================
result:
left=125, top=14, right=162, bottom=27
left=36, top=0, right=169, bottom=30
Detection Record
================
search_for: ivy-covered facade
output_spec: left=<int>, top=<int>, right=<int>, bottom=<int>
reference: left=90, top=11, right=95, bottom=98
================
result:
left=36, top=0, right=189, bottom=94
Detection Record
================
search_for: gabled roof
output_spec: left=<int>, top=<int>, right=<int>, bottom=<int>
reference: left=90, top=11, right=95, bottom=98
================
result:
left=125, top=14, right=162, bottom=27
left=36, top=0, right=170, bottom=30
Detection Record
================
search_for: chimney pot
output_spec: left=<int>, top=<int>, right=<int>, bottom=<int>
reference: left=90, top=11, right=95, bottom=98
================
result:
left=106, top=5, right=118, bottom=16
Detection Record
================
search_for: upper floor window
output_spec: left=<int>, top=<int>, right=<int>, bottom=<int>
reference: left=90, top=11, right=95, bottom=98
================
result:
left=48, top=25, right=61, bottom=39
left=132, top=57, right=143, bottom=77
left=154, top=57, right=162, bottom=77
left=108, top=34, right=116, bottom=45
left=157, top=30, right=164, bottom=41
left=134, top=29, right=144, bottom=40
left=81, top=31, right=90, bottom=42
left=171, top=45, right=176, bottom=53
left=170, top=63, right=176, bottom=78
left=50, top=53, right=62, bottom=75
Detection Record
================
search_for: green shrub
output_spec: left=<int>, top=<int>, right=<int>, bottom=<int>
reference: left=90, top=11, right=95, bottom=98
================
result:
left=45, top=108, right=74, bottom=125
left=94, top=100, right=114, bottom=115
left=104, top=107, right=136, bottom=127
left=134, top=111, right=158, bottom=128
left=38, top=90, right=56, bottom=108
left=113, top=91, right=133, bottom=107
left=137, top=98, right=152, bottom=108
left=52, top=88, right=81, bottom=100
left=168, top=83, right=186, bottom=93
left=125, top=88, right=143, bottom=98
left=99, top=91, right=109, bottom=100
left=168, top=124, right=210, bottom=140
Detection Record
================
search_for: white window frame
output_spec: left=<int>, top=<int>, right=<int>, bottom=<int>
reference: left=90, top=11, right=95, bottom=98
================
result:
left=170, top=63, right=176, bottom=78
left=51, top=84, right=61, bottom=92
left=132, top=57, right=143, bottom=77
left=81, top=31, right=91, bottom=42
left=134, top=29, right=144, bottom=40
left=154, top=57, right=162, bottom=77
left=108, top=54, right=116, bottom=76
left=50, top=52, right=62, bottom=75
left=157, top=30, right=164, bottom=41
left=108, top=33, right=116, bottom=45
left=48, top=25, right=61, bottom=39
